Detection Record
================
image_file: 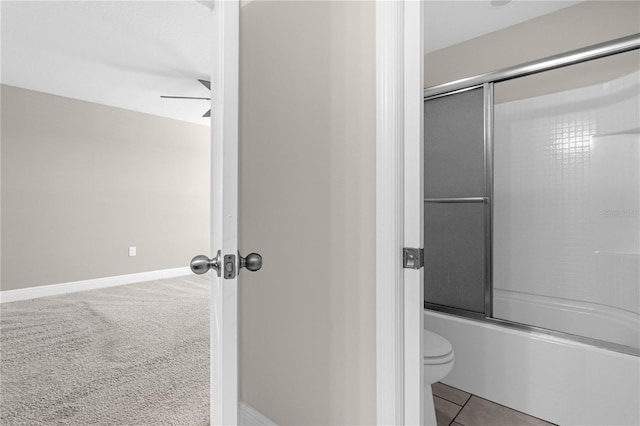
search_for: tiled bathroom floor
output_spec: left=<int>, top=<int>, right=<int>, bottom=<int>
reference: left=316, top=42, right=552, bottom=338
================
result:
left=432, top=383, right=557, bottom=426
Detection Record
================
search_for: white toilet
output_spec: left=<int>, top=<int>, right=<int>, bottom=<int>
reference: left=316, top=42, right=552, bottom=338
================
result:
left=423, top=329, right=455, bottom=425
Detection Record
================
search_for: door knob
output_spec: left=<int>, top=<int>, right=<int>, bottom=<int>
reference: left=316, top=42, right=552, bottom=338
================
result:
left=190, top=250, right=221, bottom=276
left=239, top=252, right=262, bottom=272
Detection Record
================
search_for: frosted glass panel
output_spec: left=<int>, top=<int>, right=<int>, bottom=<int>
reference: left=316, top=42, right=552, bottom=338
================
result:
left=493, top=51, right=640, bottom=350
left=425, top=203, right=485, bottom=313
left=424, top=88, right=485, bottom=198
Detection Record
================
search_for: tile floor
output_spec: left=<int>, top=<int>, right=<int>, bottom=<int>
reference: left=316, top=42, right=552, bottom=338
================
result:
left=432, top=383, right=557, bottom=426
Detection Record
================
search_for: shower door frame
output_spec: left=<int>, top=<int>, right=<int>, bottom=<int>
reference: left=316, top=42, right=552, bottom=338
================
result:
left=422, top=33, right=640, bottom=357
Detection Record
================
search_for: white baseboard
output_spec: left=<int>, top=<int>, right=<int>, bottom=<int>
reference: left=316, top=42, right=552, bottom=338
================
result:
left=0, top=267, right=192, bottom=303
left=240, top=401, right=277, bottom=426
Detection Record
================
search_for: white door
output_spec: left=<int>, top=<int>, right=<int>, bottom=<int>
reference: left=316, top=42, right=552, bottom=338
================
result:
left=209, top=0, right=240, bottom=424
left=192, top=1, right=424, bottom=424
left=209, top=1, right=242, bottom=424
left=190, top=1, right=243, bottom=424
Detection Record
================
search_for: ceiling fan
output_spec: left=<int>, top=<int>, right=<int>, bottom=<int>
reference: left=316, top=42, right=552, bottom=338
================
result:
left=161, top=79, right=211, bottom=118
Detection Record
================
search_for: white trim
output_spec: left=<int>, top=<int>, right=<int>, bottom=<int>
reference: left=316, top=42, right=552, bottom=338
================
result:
left=376, top=0, right=405, bottom=424
left=376, top=0, right=424, bottom=424
left=210, top=0, right=239, bottom=424
left=402, top=0, right=424, bottom=424
left=0, top=267, right=191, bottom=303
left=239, top=402, right=277, bottom=426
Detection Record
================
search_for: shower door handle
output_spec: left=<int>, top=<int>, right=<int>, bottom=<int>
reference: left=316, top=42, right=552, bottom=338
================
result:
left=424, top=197, right=488, bottom=203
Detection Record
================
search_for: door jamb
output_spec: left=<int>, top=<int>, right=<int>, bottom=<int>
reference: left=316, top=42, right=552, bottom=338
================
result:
left=376, top=0, right=424, bottom=424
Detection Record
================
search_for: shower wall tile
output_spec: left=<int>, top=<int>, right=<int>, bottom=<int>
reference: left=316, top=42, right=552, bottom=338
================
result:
left=492, top=61, right=640, bottom=348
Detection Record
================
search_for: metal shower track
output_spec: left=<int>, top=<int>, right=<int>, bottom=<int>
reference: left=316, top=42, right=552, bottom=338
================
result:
left=424, top=33, right=640, bottom=100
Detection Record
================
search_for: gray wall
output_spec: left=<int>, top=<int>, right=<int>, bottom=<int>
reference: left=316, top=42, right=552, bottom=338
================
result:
left=238, top=1, right=376, bottom=424
left=425, top=1, right=640, bottom=88
left=1, top=85, right=210, bottom=291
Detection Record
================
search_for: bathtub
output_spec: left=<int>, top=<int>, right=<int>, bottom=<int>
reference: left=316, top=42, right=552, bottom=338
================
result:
left=425, top=309, right=640, bottom=426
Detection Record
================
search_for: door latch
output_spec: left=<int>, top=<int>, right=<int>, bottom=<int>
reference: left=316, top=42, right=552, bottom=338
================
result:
left=403, top=247, right=424, bottom=269
left=223, top=254, right=236, bottom=279
left=222, top=252, right=263, bottom=279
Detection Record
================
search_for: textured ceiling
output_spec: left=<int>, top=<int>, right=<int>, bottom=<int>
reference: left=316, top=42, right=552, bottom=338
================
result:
left=1, top=1, right=213, bottom=125
left=424, top=0, right=584, bottom=54
left=2, top=1, right=585, bottom=124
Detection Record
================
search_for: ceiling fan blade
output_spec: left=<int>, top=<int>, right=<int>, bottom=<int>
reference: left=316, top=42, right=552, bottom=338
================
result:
left=160, top=95, right=211, bottom=100
left=198, top=79, right=211, bottom=91
left=203, top=109, right=211, bottom=118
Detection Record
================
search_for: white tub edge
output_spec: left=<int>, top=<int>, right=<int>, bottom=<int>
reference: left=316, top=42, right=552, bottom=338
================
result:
left=425, top=309, right=640, bottom=426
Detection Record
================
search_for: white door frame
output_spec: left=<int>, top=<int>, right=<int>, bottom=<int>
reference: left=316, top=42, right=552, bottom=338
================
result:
left=376, top=0, right=424, bottom=424
left=211, top=0, right=423, bottom=423
left=210, top=0, right=240, bottom=424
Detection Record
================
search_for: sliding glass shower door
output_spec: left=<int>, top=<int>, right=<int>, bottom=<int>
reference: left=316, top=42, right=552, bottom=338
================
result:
left=492, top=50, right=640, bottom=350
left=424, top=87, right=489, bottom=315
left=423, top=38, right=639, bottom=355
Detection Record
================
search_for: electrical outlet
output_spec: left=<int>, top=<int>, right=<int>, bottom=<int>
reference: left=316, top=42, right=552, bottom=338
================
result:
left=129, top=246, right=137, bottom=257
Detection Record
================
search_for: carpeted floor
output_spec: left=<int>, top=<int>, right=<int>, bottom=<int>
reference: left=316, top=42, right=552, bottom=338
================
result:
left=0, top=275, right=210, bottom=425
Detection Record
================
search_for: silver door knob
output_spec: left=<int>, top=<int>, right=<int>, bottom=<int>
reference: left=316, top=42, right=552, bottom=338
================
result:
left=239, top=252, right=262, bottom=272
left=190, top=250, right=221, bottom=276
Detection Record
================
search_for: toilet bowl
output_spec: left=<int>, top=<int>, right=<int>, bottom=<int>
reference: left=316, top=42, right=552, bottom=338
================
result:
left=423, top=329, right=455, bottom=426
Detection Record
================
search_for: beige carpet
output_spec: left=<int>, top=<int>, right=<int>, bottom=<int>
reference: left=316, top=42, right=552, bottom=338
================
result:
left=0, top=275, right=210, bottom=425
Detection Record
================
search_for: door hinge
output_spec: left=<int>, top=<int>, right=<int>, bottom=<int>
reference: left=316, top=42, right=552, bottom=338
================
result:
left=403, top=247, right=424, bottom=269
